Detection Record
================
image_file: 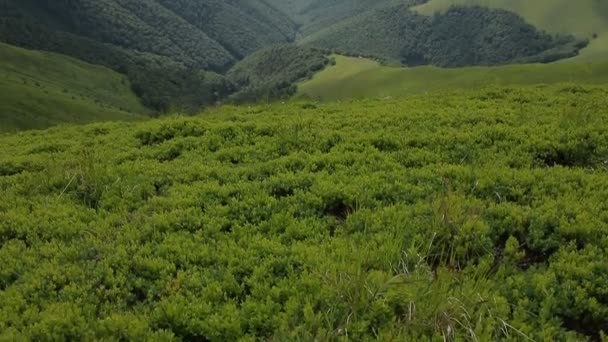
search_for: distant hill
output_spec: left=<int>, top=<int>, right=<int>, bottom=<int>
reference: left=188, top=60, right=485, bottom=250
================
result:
left=0, top=0, right=296, bottom=70
left=266, top=0, right=425, bottom=37
left=228, top=45, right=331, bottom=103
left=301, top=5, right=586, bottom=67
left=298, top=55, right=608, bottom=101
left=414, top=0, right=608, bottom=62
left=0, top=42, right=146, bottom=132
left=0, top=0, right=604, bottom=124
left=0, top=0, right=297, bottom=112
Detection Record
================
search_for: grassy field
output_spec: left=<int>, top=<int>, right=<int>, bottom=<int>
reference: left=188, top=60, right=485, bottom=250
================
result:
left=1, top=85, right=608, bottom=340
left=414, top=0, right=608, bottom=62
left=0, top=42, right=147, bottom=132
left=298, top=55, right=608, bottom=101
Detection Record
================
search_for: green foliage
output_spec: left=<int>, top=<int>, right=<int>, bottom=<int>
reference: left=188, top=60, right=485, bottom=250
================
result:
left=0, top=42, right=146, bottom=132
left=228, top=45, right=331, bottom=103
left=266, top=0, right=426, bottom=37
left=1, top=85, right=608, bottom=340
left=414, top=0, right=608, bottom=62
left=156, top=0, right=297, bottom=59
left=0, top=0, right=296, bottom=113
left=0, top=0, right=296, bottom=69
left=298, top=54, right=608, bottom=101
left=303, top=6, right=586, bottom=67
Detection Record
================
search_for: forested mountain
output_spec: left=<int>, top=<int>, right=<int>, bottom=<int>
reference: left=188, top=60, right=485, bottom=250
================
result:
left=415, top=0, right=608, bottom=61
left=228, top=45, right=331, bottom=102
left=0, top=0, right=594, bottom=117
left=302, top=5, right=587, bottom=67
left=0, top=0, right=296, bottom=70
left=266, top=0, right=426, bottom=37
left=0, top=0, right=297, bottom=112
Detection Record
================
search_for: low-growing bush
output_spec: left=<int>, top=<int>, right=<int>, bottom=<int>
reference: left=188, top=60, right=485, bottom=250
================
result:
left=1, top=85, right=608, bottom=340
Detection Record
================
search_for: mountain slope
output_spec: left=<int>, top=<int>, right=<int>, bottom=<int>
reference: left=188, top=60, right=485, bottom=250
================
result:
left=266, top=0, right=424, bottom=37
left=302, top=5, right=586, bottom=67
left=298, top=55, right=608, bottom=101
left=414, top=0, right=608, bottom=62
left=0, top=42, right=146, bottom=132
left=415, top=0, right=608, bottom=37
left=0, top=0, right=297, bottom=70
left=228, top=45, right=331, bottom=102
left=0, top=0, right=297, bottom=113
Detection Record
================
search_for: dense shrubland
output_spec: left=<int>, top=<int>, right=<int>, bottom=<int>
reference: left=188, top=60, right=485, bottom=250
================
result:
left=304, top=6, right=587, bottom=67
left=1, top=85, right=608, bottom=340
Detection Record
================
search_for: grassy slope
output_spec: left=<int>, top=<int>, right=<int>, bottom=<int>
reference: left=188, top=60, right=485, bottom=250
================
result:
left=1, top=85, right=608, bottom=340
left=298, top=55, right=608, bottom=101
left=0, top=42, right=147, bottom=132
left=414, top=0, right=608, bottom=62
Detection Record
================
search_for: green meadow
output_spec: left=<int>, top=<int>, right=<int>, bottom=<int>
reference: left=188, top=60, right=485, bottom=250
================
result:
left=298, top=55, right=608, bottom=101
left=0, top=43, right=147, bottom=132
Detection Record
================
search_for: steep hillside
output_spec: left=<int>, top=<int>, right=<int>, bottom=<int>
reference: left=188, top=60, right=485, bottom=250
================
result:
left=0, top=0, right=296, bottom=112
left=414, top=0, right=608, bottom=62
left=298, top=55, right=608, bottom=101
left=262, top=0, right=316, bottom=22
left=415, top=0, right=608, bottom=37
left=267, top=0, right=425, bottom=37
left=0, top=0, right=296, bottom=69
left=0, top=42, right=145, bottom=132
left=153, top=0, right=297, bottom=59
left=228, top=45, right=331, bottom=102
left=302, top=5, right=586, bottom=67
left=1, top=85, right=608, bottom=340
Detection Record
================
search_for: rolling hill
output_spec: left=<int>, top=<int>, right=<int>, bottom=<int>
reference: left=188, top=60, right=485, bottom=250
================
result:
left=414, top=0, right=608, bottom=62
left=0, top=0, right=607, bottom=131
left=298, top=55, right=608, bottom=101
left=301, top=4, right=586, bottom=67
left=0, top=0, right=298, bottom=112
left=0, top=42, right=146, bottom=132
left=0, top=0, right=297, bottom=70
left=3, top=1, right=608, bottom=340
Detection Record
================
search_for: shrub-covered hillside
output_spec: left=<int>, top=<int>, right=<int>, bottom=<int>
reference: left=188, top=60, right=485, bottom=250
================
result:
left=303, top=5, right=586, bottom=67
left=1, top=85, right=608, bottom=340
